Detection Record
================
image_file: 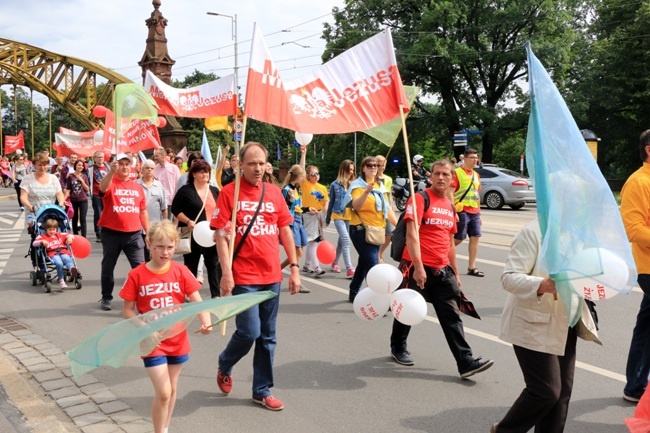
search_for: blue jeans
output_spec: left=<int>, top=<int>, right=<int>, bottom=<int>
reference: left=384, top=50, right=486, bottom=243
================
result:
left=219, top=282, right=281, bottom=399
left=333, top=219, right=353, bottom=270
left=625, top=274, right=650, bottom=398
left=50, top=254, right=74, bottom=280
left=349, top=227, right=380, bottom=297
left=91, top=195, right=103, bottom=237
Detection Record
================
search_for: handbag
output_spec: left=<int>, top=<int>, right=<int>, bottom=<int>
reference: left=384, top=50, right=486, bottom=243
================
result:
left=353, top=197, right=386, bottom=246
left=175, top=187, right=210, bottom=255
left=454, top=171, right=475, bottom=212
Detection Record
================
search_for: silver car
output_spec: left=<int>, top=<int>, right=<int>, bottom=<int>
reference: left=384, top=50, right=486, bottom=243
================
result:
left=474, top=165, right=536, bottom=210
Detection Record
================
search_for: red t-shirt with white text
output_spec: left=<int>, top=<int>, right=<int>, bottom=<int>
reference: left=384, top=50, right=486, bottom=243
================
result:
left=98, top=177, right=146, bottom=232
left=34, top=232, right=72, bottom=258
left=210, top=179, right=293, bottom=285
left=119, top=261, right=201, bottom=358
left=402, top=190, right=457, bottom=268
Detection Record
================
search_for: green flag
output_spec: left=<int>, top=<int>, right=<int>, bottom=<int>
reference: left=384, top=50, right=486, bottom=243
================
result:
left=113, top=83, right=160, bottom=140
left=362, top=85, right=419, bottom=147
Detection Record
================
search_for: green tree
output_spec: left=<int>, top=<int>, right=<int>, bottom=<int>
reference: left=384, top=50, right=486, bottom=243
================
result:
left=323, top=0, right=591, bottom=163
left=577, top=0, right=650, bottom=179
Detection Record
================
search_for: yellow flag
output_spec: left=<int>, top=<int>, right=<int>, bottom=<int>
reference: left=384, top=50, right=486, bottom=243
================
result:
left=205, top=116, right=232, bottom=132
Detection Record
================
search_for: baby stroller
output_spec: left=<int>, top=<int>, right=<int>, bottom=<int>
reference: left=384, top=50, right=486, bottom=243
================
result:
left=28, top=204, right=83, bottom=293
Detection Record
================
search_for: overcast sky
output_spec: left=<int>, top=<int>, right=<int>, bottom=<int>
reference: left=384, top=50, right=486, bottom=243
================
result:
left=0, top=0, right=344, bottom=105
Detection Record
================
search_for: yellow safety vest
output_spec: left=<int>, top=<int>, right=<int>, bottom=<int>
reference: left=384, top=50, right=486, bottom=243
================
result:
left=454, top=167, right=480, bottom=209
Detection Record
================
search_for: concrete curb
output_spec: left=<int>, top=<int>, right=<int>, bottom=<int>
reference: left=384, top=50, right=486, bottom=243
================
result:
left=0, top=316, right=153, bottom=433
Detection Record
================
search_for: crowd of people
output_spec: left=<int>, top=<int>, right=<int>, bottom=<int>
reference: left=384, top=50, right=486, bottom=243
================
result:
left=14, top=137, right=650, bottom=433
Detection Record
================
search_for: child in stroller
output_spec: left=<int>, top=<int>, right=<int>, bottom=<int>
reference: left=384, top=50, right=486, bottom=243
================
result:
left=29, top=205, right=82, bottom=293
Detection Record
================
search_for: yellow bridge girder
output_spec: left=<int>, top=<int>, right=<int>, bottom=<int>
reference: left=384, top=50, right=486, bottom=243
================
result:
left=0, top=37, right=134, bottom=130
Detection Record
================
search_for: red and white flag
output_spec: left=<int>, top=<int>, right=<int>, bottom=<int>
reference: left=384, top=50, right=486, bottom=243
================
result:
left=54, top=133, right=104, bottom=158
left=59, top=127, right=99, bottom=138
left=245, top=24, right=409, bottom=134
left=4, top=131, right=25, bottom=155
left=144, top=70, right=237, bottom=118
left=102, top=109, right=161, bottom=155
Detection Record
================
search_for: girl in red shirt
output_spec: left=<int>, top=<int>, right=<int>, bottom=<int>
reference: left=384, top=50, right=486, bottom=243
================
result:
left=119, top=220, right=212, bottom=433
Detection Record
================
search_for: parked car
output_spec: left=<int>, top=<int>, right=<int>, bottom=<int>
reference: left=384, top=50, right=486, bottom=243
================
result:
left=473, top=165, right=536, bottom=210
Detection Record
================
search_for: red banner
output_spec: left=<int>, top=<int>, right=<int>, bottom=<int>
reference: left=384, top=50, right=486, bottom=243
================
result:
left=245, top=25, right=409, bottom=134
left=54, top=133, right=104, bottom=158
left=102, top=110, right=161, bottom=155
left=4, top=131, right=25, bottom=155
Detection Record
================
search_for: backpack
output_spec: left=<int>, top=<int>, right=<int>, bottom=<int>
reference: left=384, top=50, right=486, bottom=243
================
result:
left=390, top=190, right=430, bottom=262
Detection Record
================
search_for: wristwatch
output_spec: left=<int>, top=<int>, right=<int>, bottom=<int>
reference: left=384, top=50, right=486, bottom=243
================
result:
left=290, top=263, right=300, bottom=268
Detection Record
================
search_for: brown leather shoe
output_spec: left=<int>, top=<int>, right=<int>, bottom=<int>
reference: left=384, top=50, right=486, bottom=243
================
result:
left=490, top=422, right=498, bottom=433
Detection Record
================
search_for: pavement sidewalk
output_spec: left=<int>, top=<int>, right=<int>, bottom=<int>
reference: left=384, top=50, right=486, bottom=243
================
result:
left=0, top=318, right=153, bottom=433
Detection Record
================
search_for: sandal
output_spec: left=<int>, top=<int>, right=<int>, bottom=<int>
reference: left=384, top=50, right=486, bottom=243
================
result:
left=467, top=268, right=485, bottom=277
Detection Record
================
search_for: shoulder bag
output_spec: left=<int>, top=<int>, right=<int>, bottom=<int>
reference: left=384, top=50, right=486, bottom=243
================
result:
left=232, top=182, right=266, bottom=261
left=175, top=186, right=210, bottom=255
left=352, top=191, right=385, bottom=246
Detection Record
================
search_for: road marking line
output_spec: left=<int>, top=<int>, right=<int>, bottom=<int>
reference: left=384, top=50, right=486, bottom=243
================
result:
left=290, top=270, right=627, bottom=383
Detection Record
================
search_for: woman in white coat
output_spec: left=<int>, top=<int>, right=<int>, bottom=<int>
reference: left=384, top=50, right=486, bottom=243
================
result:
left=491, top=220, right=601, bottom=433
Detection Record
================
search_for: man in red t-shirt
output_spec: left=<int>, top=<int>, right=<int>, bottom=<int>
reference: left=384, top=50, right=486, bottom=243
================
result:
left=210, top=142, right=300, bottom=411
left=390, top=159, right=494, bottom=379
left=97, top=153, right=150, bottom=311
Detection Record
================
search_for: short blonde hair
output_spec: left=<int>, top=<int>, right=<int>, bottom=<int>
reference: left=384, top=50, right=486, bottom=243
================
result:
left=148, top=220, right=179, bottom=244
left=142, top=159, right=155, bottom=169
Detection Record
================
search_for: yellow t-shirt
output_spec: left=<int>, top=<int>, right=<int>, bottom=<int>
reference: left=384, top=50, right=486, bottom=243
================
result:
left=331, top=208, right=352, bottom=221
left=349, top=185, right=386, bottom=228
left=300, top=181, right=329, bottom=210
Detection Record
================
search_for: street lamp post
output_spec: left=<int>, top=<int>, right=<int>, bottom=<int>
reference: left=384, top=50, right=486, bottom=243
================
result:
left=206, top=12, right=238, bottom=111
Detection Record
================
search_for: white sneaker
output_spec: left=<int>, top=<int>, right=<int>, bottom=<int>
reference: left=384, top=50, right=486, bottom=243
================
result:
left=59, top=279, right=68, bottom=289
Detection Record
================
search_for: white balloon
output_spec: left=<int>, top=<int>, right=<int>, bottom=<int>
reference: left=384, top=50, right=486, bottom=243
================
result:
left=93, top=130, right=105, bottom=143
left=294, top=132, right=314, bottom=146
left=390, top=289, right=427, bottom=326
left=566, top=247, right=629, bottom=301
left=353, top=288, right=391, bottom=322
left=366, top=263, right=404, bottom=295
left=193, top=221, right=215, bottom=248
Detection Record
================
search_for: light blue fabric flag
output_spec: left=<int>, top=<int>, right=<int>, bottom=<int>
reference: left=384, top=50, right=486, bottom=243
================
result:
left=525, top=43, right=636, bottom=325
left=201, top=128, right=213, bottom=166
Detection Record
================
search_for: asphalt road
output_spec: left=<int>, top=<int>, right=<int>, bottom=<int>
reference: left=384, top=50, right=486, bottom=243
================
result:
left=0, top=197, right=640, bottom=433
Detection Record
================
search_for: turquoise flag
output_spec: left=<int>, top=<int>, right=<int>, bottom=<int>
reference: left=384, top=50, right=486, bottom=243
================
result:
left=525, top=43, right=636, bottom=324
left=66, top=292, right=276, bottom=378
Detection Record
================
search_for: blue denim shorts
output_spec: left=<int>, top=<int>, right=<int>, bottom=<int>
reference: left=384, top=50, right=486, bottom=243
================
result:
left=143, top=354, right=189, bottom=368
left=454, top=211, right=482, bottom=240
left=292, top=222, right=308, bottom=248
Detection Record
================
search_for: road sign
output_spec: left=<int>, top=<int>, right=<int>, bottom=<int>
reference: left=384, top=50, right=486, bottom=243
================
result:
left=453, top=132, right=468, bottom=147
left=233, top=121, right=243, bottom=133
left=233, top=133, right=242, bottom=142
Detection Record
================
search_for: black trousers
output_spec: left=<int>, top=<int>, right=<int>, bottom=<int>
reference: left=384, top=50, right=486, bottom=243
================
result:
left=100, top=228, right=144, bottom=301
left=71, top=199, right=88, bottom=237
left=390, top=262, right=473, bottom=371
left=183, top=236, right=221, bottom=298
left=496, top=327, right=578, bottom=433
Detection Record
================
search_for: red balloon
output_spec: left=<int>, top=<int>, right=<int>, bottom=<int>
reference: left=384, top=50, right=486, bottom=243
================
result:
left=316, top=240, right=336, bottom=265
left=71, top=235, right=92, bottom=259
left=157, top=116, right=167, bottom=128
left=92, top=105, right=107, bottom=118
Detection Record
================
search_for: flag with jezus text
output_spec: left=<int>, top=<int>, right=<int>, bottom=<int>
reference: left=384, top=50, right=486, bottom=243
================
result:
left=245, top=24, right=409, bottom=134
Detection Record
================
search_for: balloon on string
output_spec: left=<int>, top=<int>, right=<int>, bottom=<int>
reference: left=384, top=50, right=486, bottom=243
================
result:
left=294, top=132, right=313, bottom=146
left=353, top=288, right=391, bottom=322
left=193, top=221, right=215, bottom=248
left=316, top=240, right=336, bottom=265
left=157, top=116, right=167, bottom=128
left=71, top=235, right=92, bottom=259
left=367, top=263, right=404, bottom=295
left=92, top=105, right=107, bottom=118
left=566, top=247, right=629, bottom=301
left=93, top=130, right=104, bottom=143
left=390, top=289, right=427, bottom=326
